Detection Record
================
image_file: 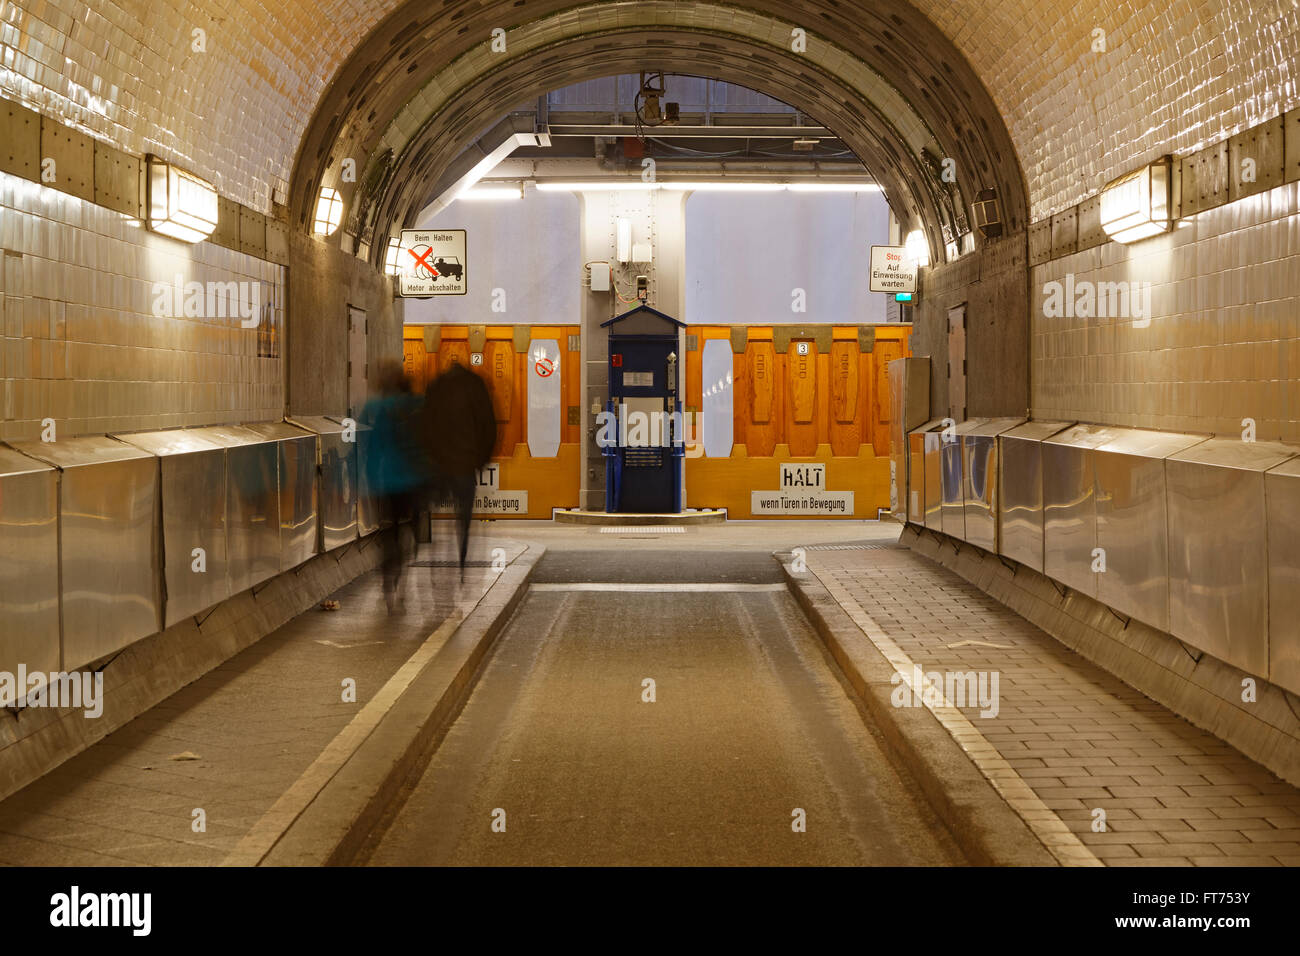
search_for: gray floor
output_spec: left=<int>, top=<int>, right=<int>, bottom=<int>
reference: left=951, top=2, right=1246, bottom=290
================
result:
left=366, top=534, right=966, bottom=866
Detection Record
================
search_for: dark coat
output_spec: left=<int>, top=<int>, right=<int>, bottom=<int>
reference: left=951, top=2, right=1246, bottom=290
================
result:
left=422, top=363, right=497, bottom=479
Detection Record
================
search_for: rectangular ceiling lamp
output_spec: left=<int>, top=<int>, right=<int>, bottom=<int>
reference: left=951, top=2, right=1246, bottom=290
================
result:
left=1100, top=157, right=1172, bottom=244
left=145, top=155, right=218, bottom=243
left=457, top=184, right=524, bottom=200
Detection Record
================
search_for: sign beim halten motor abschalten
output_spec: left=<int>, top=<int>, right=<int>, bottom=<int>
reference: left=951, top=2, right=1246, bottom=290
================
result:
left=400, top=229, right=467, bottom=296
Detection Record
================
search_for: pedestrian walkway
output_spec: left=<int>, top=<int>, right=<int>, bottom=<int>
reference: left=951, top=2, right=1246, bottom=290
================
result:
left=0, top=537, right=525, bottom=866
left=805, top=541, right=1300, bottom=866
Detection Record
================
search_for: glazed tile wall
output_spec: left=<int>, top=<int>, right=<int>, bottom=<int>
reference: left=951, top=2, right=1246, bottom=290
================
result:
left=898, top=0, right=1300, bottom=219
left=1031, top=180, right=1300, bottom=439
left=4, top=1, right=1297, bottom=220
left=0, top=172, right=284, bottom=440
left=0, top=0, right=393, bottom=213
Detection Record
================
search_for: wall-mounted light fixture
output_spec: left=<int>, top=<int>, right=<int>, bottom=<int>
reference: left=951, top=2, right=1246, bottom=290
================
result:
left=145, top=155, right=218, bottom=243
left=904, top=229, right=930, bottom=267
left=313, top=186, right=344, bottom=236
left=1101, top=157, right=1172, bottom=243
left=384, top=237, right=401, bottom=277
left=972, top=187, right=1002, bottom=239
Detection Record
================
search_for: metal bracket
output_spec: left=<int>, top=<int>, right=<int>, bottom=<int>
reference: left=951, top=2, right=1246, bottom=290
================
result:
left=729, top=327, right=748, bottom=354
left=513, top=327, right=531, bottom=353
left=774, top=326, right=832, bottom=353
left=468, top=324, right=486, bottom=353
left=422, top=326, right=441, bottom=353
left=858, top=327, right=876, bottom=353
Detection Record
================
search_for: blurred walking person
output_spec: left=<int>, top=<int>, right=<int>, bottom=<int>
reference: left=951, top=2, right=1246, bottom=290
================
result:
left=422, top=361, right=497, bottom=580
left=360, top=360, right=426, bottom=611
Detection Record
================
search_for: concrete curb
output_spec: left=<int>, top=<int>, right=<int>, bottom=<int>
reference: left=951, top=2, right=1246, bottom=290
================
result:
left=233, top=546, right=543, bottom=866
left=779, top=556, right=1057, bottom=867
left=553, top=508, right=726, bottom=525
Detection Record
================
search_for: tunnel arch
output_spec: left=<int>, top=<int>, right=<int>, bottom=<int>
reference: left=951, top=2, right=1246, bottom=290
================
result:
left=289, top=1, right=1029, bottom=268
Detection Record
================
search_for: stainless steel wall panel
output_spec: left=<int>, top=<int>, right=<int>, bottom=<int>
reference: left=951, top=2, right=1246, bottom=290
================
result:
left=187, top=426, right=280, bottom=594
left=1169, top=440, right=1296, bottom=680
left=1264, top=458, right=1300, bottom=695
left=942, top=420, right=989, bottom=541
left=907, top=420, right=944, bottom=527
left=1042, top=425, right=1113, bottom=597
left=339, top=418, right=379, bottom=536
left=0, top=446, right=60, bottom=699
left=241, top=423, right=319, bottom=572
left=998, top=421, right=1073, bottom=571
left=889, top=358, right=930, bottom=519
left=924, top=428, right=946, bottom=531
left=12, top=437, right=160, bottom=672
left=1092, top=430, right=1207, bottom=631
left=962, top=418, right=1025, bottom=551
left=116, top=430, right=230, bottom=628
left=292, top=417, right=358, bottom=552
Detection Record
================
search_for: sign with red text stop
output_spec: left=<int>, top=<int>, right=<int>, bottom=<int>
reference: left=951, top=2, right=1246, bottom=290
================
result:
left=869, top=245, right=917, bottom=294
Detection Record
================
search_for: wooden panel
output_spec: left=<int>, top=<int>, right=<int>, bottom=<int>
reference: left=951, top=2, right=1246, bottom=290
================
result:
left=746, top=339, right=776, bottom=456
left=483, top=339, right=513, bottom=422
left=788, top=343, right=816, bottom=423
left=563, top=326, right=581, bottom=445
left=440, top=340, right=470, bottom=373
left=872, top=339, right=905, bottom=457
left=402, top=338, right=427, bottom=394
left=785, top=341, right=818, bottom=456
left=829, top=341, right=858, bottom=422
left=749, top=340, right=775, bottom=424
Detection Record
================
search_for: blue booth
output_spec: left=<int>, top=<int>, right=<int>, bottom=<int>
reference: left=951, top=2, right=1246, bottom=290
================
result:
left=601, top=305, right=687, bottom=513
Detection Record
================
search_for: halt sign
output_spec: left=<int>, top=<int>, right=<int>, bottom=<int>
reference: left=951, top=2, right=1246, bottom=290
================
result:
left=869, top=245, right=917, bottom=294
left=400, top=229, right=467, bottom=297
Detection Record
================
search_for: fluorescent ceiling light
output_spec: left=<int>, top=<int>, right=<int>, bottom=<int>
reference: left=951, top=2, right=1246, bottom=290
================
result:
left=787, top=183, right=881, bottom=192
left=536, top=182, right=659, bottom=191
left=535, top=181, right=878, bottom=193
left=1101, top=157, right=1172, bottom=244
left=145, top=155, right=218, bottom=243
left=457, top=184, right=523, bottom=200
left=659, top=182, right=785, bottom=191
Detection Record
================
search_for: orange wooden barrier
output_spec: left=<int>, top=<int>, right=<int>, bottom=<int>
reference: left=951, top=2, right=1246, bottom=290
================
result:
left=402, top=325, right=581, bottom=517
left=684, top=324, right=912, bottom=519
left=401, top=322, right=910, bottom=520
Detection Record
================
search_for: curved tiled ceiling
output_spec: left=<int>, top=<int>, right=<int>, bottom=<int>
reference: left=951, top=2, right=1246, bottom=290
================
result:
left=328, top=16, right=1005, bottom=266
left=1, top=0, right=1295, bottom=223
left=293, top=0, right=1025, bottom=261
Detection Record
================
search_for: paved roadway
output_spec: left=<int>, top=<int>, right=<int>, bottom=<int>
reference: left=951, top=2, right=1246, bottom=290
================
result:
left=365, top=531, right=966, bottom=866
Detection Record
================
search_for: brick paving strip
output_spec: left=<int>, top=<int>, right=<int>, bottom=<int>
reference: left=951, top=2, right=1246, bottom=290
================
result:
left=0, top=540, right=527, bottom=867
left=806, top=543, right=1300, bottom=867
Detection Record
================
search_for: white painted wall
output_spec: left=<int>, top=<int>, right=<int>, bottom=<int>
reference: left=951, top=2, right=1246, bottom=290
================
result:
left=404, top=188, right=581, bottom=325
left=684, top=190, right=892, bottom=325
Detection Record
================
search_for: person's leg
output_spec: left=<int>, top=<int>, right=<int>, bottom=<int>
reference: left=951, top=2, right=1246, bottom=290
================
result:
left=391, top=489, right=419, bottom=602
left=381, top=492, right=400, bottom=611
left=455, top=475, right=474, bottom=582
